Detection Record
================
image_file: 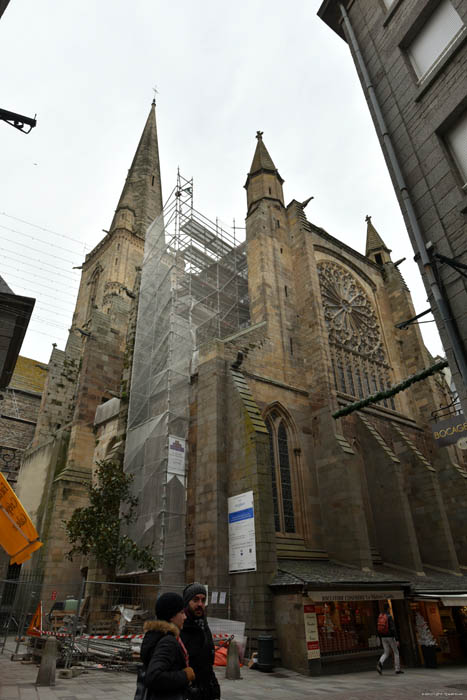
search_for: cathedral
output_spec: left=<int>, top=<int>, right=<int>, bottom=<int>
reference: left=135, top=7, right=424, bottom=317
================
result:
left=14, top=103, right=467, bottom=674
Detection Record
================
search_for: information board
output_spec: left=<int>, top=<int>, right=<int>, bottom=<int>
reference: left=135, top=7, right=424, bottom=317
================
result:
left=228, top=490, right=256, bottom=573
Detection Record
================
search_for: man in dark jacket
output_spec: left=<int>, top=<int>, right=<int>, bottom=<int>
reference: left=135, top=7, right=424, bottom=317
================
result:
left=377, top=602, right=403, bottom=675
left=180, top=583, right=221, bottom=700
left=140, top=592, right=195, bottom=700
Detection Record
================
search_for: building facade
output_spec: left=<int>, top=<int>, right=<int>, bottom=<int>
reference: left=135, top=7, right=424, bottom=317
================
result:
left=14, top=101, right=163, bottom=593
left=13, top=107, right=467, bottom=673
left=318, top=0, right=467, bottom=415
left=122, top=131, right=467, bottom=673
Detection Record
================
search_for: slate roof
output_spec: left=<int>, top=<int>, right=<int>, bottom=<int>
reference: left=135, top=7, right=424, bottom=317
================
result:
left=0, top=273, right=13, bottom=294
left=377, top=565, right=467, bottom=594
left=271, top=560, right=467, bottom=595
left=271, top=560, right=409, bottom=588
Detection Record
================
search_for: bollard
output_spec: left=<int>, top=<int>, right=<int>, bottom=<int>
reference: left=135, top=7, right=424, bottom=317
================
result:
left=36, top=636, right=57, bottom=687
left=225, top=640, right=241, bottom=680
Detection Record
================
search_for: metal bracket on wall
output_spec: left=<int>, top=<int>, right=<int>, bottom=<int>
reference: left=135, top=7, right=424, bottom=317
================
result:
left=0, top=107, right=37, bottom=134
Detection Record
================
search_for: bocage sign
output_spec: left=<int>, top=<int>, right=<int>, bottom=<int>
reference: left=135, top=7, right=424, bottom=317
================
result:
left=430, top=413, right=467, bottom=449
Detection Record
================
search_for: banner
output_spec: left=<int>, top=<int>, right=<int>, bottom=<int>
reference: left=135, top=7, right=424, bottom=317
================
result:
left=168, top=436, right=186, bottom=476
left=228, top=491, right=256, bottom=573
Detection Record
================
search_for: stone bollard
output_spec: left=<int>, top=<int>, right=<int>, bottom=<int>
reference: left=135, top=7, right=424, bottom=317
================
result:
left=36, top=636, right=57, bottom=687
left=225, top=640, right=241, bottom=680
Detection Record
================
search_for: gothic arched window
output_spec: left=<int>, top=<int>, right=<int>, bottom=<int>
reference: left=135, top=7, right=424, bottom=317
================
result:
left=266, top=411, right=296, bottom=534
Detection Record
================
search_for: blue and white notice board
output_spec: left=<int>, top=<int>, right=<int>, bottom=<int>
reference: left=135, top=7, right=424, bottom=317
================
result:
left=228, top=490, right=257, bottom=573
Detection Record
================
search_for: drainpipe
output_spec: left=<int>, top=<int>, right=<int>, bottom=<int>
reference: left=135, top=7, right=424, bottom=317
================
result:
left=338, top=2, right=467, bottom=390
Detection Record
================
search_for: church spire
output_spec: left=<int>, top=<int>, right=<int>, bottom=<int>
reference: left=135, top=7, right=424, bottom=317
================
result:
left=244, top=131, right=284, bottom=214
left=109, top=101, right=163, bottom=238
left=365, top=215, right=392, bottom=264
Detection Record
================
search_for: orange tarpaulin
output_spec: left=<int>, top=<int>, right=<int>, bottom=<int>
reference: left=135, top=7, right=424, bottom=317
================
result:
left=0, top=472, right=43, bottom=564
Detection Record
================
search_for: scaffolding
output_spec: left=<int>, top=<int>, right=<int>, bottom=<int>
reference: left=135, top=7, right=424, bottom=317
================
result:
left=123, top=172, right=250, bottom=584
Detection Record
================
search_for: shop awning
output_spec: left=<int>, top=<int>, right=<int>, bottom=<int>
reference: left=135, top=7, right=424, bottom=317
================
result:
left=413, top=593, right=467, bottom=606
left=0, top=472, right=43, bottom=564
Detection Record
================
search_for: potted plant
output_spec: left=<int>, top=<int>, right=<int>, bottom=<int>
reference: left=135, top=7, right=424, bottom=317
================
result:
left=415, top=612, right=439, bottom=668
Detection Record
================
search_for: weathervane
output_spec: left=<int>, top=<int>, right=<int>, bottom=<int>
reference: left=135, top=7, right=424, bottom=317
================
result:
left=152, top=85, right=159, bottom=105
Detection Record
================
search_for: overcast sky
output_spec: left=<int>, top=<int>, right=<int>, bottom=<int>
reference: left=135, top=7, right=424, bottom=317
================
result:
left=0, top=0, right=443, bottom=365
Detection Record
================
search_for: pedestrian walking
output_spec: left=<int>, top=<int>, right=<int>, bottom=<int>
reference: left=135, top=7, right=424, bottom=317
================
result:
left=376, top=602, right=404, bottom=675
left=139, top=592, right=196, bottom=700
left=180, top=583, right=221, bottom=700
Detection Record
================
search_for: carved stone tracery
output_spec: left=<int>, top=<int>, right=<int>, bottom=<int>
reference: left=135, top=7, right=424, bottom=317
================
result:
left=317, top=261, right=395, bottom=409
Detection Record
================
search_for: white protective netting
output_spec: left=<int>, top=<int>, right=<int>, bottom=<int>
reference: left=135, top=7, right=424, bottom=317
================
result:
left=123, top=175, right=249, bottom=583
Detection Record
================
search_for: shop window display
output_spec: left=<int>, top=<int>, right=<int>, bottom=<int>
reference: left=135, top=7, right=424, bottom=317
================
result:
left=317, top=601, right=381, bottom=655
left=410, top=601, right=467, bottom=665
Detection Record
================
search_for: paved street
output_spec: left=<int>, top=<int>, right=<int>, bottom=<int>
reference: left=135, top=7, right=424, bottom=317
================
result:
left=1, top=649, right=467, bottom=700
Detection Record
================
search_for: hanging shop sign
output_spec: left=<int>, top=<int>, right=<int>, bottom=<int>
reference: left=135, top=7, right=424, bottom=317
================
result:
left=228, top=490, right=257, bottom=573
left=430, top=413, right=467, bottom=448
left=303, top=603, right=320, bottom=659
left=168, top=436, right=186, bottom=476
left=308, top=590, right=404, bottom=602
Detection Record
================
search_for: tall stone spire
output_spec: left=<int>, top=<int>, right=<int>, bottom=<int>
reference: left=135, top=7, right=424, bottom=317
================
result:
left=109, top=100, right=163, bottom=238
left=244, top=131, right=284, bottom=214
left=365, top=215, right=391, bottom=264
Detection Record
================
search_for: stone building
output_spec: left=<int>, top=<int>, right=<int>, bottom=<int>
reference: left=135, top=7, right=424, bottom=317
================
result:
left=121, top=131, right=467, bottom=674
left=0, top=355, right=46, bottom=580
left=15, top=104, right=467, bottom=673
left=318, top=0, right=467, bottom=415
left=14, top=101, right=163, bottom=593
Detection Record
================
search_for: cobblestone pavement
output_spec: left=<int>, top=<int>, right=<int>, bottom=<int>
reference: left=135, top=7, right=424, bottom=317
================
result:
left=1, top=650, right=467, bottom=699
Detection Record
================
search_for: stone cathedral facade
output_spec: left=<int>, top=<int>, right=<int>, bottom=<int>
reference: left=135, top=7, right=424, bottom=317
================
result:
left=14, top=108, right=467, bottom=674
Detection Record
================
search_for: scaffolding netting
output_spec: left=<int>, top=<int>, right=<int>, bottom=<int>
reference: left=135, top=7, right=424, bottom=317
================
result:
left=123, top=174, right=250, bottom=583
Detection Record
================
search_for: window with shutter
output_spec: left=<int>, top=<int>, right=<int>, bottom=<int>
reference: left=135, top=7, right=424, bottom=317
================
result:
left=408, top=0, right=465, bottom=80
left=446, top=112, right=467, bottom=187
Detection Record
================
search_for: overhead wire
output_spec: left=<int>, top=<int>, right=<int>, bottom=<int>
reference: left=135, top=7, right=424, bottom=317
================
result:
left=3, top=269, right=79, bottom=300
left=0, top=211, right=88, bottom=248
left=0, top=236, right=81, bottom=266
left=0, top=223, right=86, bottom=258
left=0, top=250, right=81, bottom=281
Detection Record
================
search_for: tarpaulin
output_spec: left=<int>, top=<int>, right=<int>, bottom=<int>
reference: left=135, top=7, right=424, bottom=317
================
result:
left=0, top=472, right=43, bottom=564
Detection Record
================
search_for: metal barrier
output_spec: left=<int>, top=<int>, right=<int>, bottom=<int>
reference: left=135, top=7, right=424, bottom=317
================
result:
left=0, top=575, right=252, bottom=669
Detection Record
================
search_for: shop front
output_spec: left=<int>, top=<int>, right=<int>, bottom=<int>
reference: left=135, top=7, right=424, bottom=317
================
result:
left=306, top=589, right=406, bottom=675
left=272, top=582, right=410, bottom=676
left=410, top=594, right=467, bottom=668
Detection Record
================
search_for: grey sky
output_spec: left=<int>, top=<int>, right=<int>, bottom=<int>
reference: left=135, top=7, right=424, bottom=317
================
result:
left=0, top=0, right=443, bottom=364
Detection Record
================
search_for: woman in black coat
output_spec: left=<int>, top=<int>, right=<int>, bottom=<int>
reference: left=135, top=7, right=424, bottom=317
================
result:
left=140, top=592, right=195, bottom=700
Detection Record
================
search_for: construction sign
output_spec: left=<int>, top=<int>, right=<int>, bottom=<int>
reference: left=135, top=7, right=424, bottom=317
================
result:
left=26, top=601, right=43, bottom=637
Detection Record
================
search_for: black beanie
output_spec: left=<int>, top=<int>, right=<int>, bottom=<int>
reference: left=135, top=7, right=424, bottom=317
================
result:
left=155, top=592, right=184, bottom=622
left=183, top=582, right=207, bottom=607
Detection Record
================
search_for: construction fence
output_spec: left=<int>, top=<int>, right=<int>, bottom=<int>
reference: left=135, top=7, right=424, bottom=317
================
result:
left=0, top=575, right=252, bottom=670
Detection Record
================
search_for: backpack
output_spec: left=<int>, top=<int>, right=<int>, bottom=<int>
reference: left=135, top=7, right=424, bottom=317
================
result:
left=377, top=613, right=389, bottom=635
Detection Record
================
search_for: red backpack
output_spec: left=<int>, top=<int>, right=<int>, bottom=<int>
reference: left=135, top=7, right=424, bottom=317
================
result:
left=377, top=612, right=389, bottom=634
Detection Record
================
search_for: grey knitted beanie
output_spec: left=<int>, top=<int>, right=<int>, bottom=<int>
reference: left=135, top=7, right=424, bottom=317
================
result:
left=183, top=582, right=207, bottom=606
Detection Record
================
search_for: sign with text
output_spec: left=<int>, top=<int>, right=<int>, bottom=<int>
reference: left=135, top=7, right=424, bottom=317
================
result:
left=308, top=590, right=404, bottom=602
left=228, top=490, right=256, bottom=573
left=430, top=413, right=467, bottom=448
left=168, top=436, right=186, bottom=476
left=303, top=603, right=320, bottom=660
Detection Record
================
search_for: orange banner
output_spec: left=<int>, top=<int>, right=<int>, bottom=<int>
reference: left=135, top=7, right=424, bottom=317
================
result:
left=0, top=473, right=43, bottom=564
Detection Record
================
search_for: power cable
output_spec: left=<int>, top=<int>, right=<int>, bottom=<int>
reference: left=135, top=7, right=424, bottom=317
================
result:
left=0, top=211, right=88, bottom=248
left=0, top=223, right=85, bottom=258
left=0, top=251, right=81, bottom=281
left=0, top=236, right=80, bottom=266
left=0, top=272, right=77, bottom=305
left=2, top=268, right=79, bottom=299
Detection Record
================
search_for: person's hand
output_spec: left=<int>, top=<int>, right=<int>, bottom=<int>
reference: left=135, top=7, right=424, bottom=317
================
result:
left=396, top=640, right=400, bottom=647
left=184, top=667, right=196, bottom=683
